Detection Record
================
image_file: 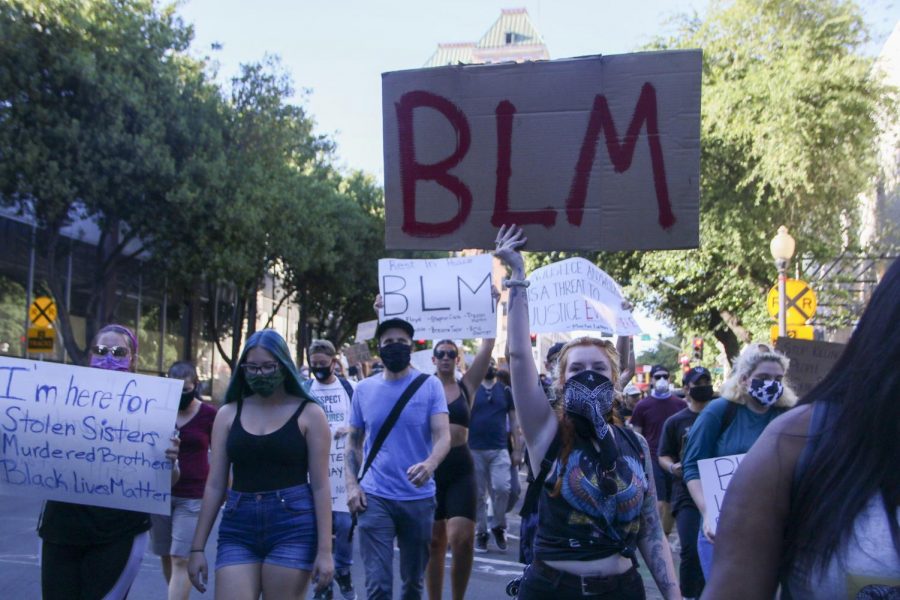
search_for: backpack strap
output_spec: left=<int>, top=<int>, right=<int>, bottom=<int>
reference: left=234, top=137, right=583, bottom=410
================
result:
left=519, top=431, right=562, bottom=517
left=718, top=400, right=740, bottom=438
left=457, top=379, right=471, bottom=406
left=616, top=425, right=646, bottom=464
left=338, top=377, right=354, bottom=399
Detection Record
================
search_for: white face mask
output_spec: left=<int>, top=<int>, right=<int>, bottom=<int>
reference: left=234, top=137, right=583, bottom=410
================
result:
left=653, top=377, right=670, bottom=394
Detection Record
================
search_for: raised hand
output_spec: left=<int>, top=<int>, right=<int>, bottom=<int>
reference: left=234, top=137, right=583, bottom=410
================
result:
left=493, top=224, right=527, bottom=275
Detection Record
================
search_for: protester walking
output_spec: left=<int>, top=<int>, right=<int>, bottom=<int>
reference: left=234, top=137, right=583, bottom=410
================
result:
left=630, top=364, right=685, bottom=536
left=495, top=225, right=680, bottom=600
left=187, top=329, right=334, bottom=599
left=470, top=359, right=520, bottom=554
left=345, top=318, right=450, bottom=600
left=305, top=339, right=359, bottom=600
left=426, top=336, right=495, bottom=600
left=150, top=361, right=217, bottom=600
left=38, top=324, right=181, bottom=600
left=681, top=342, right=797, bottom=579
left=657, top=367, right=715, bottom=600
left=703, top=259, right=900, bottom=599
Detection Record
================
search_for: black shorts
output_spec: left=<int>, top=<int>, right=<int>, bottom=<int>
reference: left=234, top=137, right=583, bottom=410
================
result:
left=434, top=444, right=476, bottom=521
left=651, top=460, right=673, bottom=503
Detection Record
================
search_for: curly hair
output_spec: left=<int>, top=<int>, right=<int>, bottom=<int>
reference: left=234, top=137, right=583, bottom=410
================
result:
left=719, top=342, right=797, bottom=408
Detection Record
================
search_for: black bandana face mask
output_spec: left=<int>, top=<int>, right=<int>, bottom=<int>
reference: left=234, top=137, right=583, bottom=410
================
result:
left=563, top=370, right=615, bottom=440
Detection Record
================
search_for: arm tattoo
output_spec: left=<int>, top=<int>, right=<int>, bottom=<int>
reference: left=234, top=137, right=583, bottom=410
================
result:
left=345, top=429, right=363, bottom=484
left=637, top=435, right=680, bottom=597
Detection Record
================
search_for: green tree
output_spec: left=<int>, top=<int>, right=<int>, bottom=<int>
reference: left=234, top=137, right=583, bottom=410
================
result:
left=591, top=0, right=893, bottom=361
left=636, top=335, right=681, bottom=371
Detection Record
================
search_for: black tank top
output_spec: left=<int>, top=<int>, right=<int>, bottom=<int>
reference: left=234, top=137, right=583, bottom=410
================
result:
left=535, top=426, right=647, bottom=561
left=447, top=382, right=470, bottom=427
left=227, top=399, right=310, bottom=492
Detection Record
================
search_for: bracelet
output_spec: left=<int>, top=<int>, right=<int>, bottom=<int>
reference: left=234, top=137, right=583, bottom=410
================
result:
left=502, top=278, right=530, bottom=289
left=668, top=463, right=675, bottom=475
left=190, top=549, right=204, bottom=553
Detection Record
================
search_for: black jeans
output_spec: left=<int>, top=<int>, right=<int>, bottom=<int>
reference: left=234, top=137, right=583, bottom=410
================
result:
left=674, top=505, right=705, bottom=597
left=517, top=562, right=646, bottom=599
left=41, top=536, right=135, bottom=600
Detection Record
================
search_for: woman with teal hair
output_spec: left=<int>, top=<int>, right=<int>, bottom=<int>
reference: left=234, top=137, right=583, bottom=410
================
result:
left=188, top=329, right=334, bottom=598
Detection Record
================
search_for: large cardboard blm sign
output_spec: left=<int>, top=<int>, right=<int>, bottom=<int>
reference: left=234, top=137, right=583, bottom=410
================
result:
left=0, top=358, right=181, bottom=515
left=775, top=337, right=845, bottom=398
left=382, top=50, right=701, bottom=251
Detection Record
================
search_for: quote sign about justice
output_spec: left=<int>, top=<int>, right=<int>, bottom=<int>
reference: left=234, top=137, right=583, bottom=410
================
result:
left=382, top=49, right=701, bottom=251
left=0, top=358, right=182, bottom=515
left=378, top=254, right=496, bottom=339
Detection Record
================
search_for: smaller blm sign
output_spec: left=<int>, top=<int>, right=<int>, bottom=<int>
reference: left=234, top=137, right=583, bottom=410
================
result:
left=776, top=337, right=845, bottom=398
left=698, top=453, right=745, bottom=536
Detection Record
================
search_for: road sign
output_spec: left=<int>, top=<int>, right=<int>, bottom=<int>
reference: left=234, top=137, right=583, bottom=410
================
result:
left=766, top=279, right=817, bottom=325
left=27, top=327, right=55, bottom=353
left=770, top=325, right=814, bottom=344
left=29, top=296, right=57, bottom=328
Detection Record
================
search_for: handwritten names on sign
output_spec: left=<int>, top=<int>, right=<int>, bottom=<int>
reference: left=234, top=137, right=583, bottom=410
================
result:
left=378, top=254, right=496, bottom=339
left=527, top=258, right=641, bottom=335
left=0, top=358, right=181, bottom=515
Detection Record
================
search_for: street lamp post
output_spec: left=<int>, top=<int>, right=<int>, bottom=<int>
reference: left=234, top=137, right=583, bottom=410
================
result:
left=770, top=226, right=796, bottom=339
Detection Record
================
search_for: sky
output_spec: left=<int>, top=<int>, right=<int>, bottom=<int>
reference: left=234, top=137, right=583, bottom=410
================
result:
left=175, top=0, right=900, bottom=354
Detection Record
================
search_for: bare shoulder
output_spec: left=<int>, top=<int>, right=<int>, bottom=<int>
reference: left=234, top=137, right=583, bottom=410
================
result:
left=757, top=404, right=813, bottom=452
left=215, top=401, right=237, bottom=423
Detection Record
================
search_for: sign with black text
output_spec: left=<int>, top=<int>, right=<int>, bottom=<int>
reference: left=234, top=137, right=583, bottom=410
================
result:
left=698, top=453, right=745, bottom=536
left=378, top=255, right=496, bottom=339
left=0, top=358, right=181, bottom=514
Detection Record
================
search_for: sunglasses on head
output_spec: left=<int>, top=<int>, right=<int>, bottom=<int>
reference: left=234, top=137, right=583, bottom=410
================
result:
left=91, top=344, right=130, bottom=358
left=434, top=350, right=458, bottom=360
left=653, top=374, right=669, bottom=380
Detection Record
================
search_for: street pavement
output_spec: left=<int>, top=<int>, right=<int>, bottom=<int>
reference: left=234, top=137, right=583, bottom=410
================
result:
left=0, top=484, right=673, bottom=599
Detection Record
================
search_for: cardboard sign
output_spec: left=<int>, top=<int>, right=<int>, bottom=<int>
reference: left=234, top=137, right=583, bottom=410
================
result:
left=355, top=320, right=378, bottom=342
left=343, top=342, right=371, bottom=367
left=776, top=337, right=844, bottom=398
left=526, top=258, right=641, bottom=335
left=698, top=453, right=745, bottom=535
left=0, top=357, right=181, bottom=514
left=410, top=349, right=437, bottom=375
left=378, top=255, right=496, bottom=338
left=382, top=50, right=701, bottom=251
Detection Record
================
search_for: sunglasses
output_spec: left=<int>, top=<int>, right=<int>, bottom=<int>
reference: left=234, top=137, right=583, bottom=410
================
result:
left=653, top=374, right=670, bottom=380
left=434, top=350, right=458, bottom=360
left=91, top=344, right=130, bottom=358
left=241, top=362, right=280, bottom=376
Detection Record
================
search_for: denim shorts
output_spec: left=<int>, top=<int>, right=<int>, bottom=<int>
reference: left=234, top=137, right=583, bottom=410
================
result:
left=215, top=484, right=317, bottom=571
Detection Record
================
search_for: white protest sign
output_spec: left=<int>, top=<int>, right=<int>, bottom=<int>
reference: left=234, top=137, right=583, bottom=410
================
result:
left=526, top=258, right=641, bottom=335
left=378, top=254, right=496, bottom=339
left=698, top=453, right=746, bottom=535
left=0, top=357, right=181, bottom=515
left=307, top=381, right=353, bottom=512
left=355, top=320, right=378, bottom=342
left=410, top=350, right=436, bottom=375
left=382, top=50, right=701, bottom=251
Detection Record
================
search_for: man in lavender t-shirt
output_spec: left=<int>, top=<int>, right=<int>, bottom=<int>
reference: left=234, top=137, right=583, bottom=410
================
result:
left=631, top=364, right=685, bottom=535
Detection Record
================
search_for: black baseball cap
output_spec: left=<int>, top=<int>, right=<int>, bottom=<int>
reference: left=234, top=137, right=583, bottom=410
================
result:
left=375, top=318, right=414, bottom=342
left=649, top=364, right=670, bottom=378
left=546, top=342, right=566, bottom=363
left=683, top=366, right=711, bottom=386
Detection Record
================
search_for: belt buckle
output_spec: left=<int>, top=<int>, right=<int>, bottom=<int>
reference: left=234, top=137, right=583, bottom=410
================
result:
left=580, top=575, right=592, bottom=596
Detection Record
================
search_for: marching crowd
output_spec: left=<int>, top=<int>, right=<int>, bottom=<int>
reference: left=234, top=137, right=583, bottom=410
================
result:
left=35, top=226, right=899, bottom=599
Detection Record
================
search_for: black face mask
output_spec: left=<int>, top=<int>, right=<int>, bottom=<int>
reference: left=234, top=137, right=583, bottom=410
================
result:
left=379, top=342, right=412, bottom=373
left=690, top=384, right=714, bottom=403
left=311, top=365, right=333, bottom=382
left=179, top=390, right=195, bottom=410
left=485, top=367, right=497, bottom=380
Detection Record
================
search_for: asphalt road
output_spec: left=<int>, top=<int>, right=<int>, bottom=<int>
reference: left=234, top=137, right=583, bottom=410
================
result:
left=0, top=491, right=671, bottom=599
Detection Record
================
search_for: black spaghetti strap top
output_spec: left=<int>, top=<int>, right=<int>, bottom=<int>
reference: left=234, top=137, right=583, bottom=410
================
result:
left=226, top=399, right=310, bottom=492
left=447, top=381, right=470, bottom=427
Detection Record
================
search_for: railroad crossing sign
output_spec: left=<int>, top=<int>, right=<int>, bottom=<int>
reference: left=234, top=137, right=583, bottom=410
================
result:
left=767, top=279, right=817, bottom=325
left=770, top=325, right=814, bottom=345
left=27, top=327, right=55, bottom=352
left=29, top=296, right=57, bottom=328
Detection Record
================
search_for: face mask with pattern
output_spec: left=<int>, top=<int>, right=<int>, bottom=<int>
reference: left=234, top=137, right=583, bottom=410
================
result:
left=748, top=378, right=784, bottom=406
left=563, top=370, right=616, bottom=440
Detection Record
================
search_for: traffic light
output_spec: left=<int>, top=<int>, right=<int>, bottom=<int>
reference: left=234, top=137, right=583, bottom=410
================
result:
left=530, top=333, right=537, bottom=347
left=414, top=339, right=428, bottom=351
left=692, top=337, right=704, bottom=361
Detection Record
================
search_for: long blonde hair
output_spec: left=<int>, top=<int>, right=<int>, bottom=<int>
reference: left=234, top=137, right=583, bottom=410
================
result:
left=720, top=342, right=797, bottom=408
